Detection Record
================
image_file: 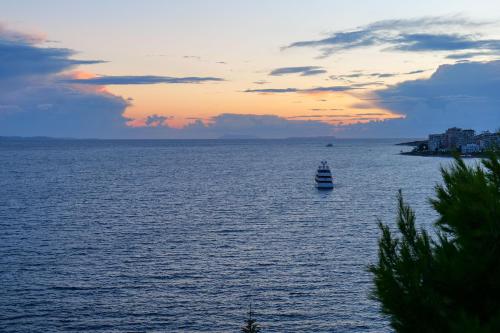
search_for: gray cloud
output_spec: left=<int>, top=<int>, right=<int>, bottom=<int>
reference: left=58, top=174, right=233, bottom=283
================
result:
left=285, top=16, right=500, bottom=58
left=0, top=24, right=129, bottom=137
left=269, top=66, right=327, bottom=76
left=356, top=113, right=387, bottom=116
left=124, top=113, right=340, bottom=139
left=288, top=114, right=355, bottom=119
left=310, top=108, right=344, bottom=111
left=301, top=69, right=328, bottom=76
left=67, top=75, right=224, bottom=85
left=244, top=88, right=299, bottom=93
left=331, top=70, right=428, bottom=81
left=388, top=33, right=500, bottom=52
left=0, top=24, right=223, bottom=138
left=445, top=51, right=495, bottom=59
left=183, top=55, right=201, bottom=60
left=338, top=60, right=500, bottom=137
left=185, top=113, right=335, bottom=138
left=0, top=79, right=129, bottom=137
left=144, top=114, right=171, bottom=127
left=0, top=23, right=45, bottom=44
left=405, top=69, right=427, bottom=75
left=244, top=85, right=358, bottom=94
left=0, top=39, right=105, bottom=79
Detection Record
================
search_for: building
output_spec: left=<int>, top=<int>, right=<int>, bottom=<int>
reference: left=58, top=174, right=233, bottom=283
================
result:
left=444, top=127, right=475, bottom=150
left=428, top=134, right=445, bottom=151
left=457, top=129, right=475, bottom=147
left=461, top=143, right=480, bottom=154
left=428, top=128, right=499, bottom=153
left=476, top=131, right=500, bottom=150
left=428, top=128, right=479, bottom=152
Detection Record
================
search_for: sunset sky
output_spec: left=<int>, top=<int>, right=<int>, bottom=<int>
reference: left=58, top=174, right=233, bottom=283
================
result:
left=1, top=0, right=499, bottom=138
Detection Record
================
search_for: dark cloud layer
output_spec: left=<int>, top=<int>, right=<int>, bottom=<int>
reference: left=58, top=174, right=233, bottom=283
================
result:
left=269, top=66, right=327, bottom=76
left=0, top=25, right=129, bottom=137
left=67, top=75, right=224, bottom=85
left=0, top=25, right=224, bottom=138
left=285, top=16, right=500, bottom=58
left=0, top=41, right=105, bottom=79
left=244, top=85, right=357, bottom=94
left=330, top=69, right=427, bottom=81
left=339, top=60, right=500, bottom=137
left=107, top=113, right=337, bottom=139
left=185, top=113, right=335, bottom=138
left=445, top=51, right=494, bottom=59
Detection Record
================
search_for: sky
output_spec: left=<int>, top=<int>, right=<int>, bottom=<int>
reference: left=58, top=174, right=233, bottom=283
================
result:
left=0, top=0, right=499, bottom=138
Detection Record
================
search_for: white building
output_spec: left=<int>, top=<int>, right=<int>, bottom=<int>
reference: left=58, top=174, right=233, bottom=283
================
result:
left=477, top=131, right=500, bottom=150
left=461, top=143, right=480, bottom=154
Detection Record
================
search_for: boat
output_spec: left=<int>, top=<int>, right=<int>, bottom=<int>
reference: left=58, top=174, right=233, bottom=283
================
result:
left=326, top=143, right=333, bottom=147
left=315, top=161, right=334, bottom=189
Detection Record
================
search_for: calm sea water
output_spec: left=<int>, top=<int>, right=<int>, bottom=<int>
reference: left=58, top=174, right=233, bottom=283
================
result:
left=0, top=138, right=454, bottom=332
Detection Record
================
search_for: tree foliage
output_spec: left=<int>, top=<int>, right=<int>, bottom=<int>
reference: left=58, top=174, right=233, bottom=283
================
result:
left=370, top=153, right=500, bottom=333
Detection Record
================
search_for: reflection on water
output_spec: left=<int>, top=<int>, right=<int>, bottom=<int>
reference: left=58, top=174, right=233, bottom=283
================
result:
left=0, top=138, right=450, bottom=332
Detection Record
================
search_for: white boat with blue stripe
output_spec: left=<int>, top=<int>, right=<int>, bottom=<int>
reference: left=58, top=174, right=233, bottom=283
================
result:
left=315, top=161, right=334, bottom=189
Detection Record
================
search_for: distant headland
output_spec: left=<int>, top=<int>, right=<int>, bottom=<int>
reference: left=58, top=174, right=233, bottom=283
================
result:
left=399, top=127, right=500, bottom=157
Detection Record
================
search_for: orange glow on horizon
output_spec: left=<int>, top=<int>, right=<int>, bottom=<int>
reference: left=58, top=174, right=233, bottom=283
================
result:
left=118, top=85, right=401, bottom=129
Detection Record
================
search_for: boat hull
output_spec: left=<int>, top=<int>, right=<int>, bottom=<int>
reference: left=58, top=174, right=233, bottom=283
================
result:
left=315, top=182, right=334, bottom=189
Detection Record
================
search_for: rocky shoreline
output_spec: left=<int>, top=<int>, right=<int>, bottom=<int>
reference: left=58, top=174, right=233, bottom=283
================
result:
left=399, top=150, right=487, bottom=158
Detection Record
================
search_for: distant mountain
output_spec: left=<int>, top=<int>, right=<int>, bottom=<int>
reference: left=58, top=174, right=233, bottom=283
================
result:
left=395, top=139, right=427, bottom=146
left=0, top=136, right=59, bottom=140
left=217, top=134, right=261, bottom=140
left=0, top=136, right=91, bottom=140
left=285, top=135, right=336, bottom=140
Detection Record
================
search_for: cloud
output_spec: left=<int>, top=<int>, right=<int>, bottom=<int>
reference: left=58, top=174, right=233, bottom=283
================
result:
left=253, top=80, right=270, bottom=85
left=355, top=113, right=387, bottom=116
left=269, top=66, right=327, bottom=76
left=116, top=113, right=339, bottom=139
left=67, top=75, right=224, bottom=85
left=183, top=55, right=201, bottom=60
left=301, top=69, right=328, bottom=76
left=445, top=51, right=495, bottom=59
left=244, top=88, right=300, bottom=93
left=388, top=33, right=500, bottom=52
left=330, top=70, right=428, bottom=82
left=405, top=69, right=426, bottom=75
left=144, top=114, right=171, bottom=127
left=0, top=36, right=105, bottom=79
left=288, top=114, right=357, bottom=119
left=0, top=85, right=129, bottom=137
left=0, top=24, right=222, bottom=138
left=0, top=23, right=45, bottom=44
left=337, top=60, right=500, bottom=137
left=310, top=108, right=344, bottom=111
left=285, top=16, right=500, bottom=58
left=184, top=113, right=335, bottom=138
left=0, top=25, right=131, bottom=137
left=244, top=85, right=358, bottom=94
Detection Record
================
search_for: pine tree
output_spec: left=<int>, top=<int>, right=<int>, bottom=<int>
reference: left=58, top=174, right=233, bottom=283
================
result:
left=241, top=306, right=261, bottom=333
left=370, top=153, right=500, bottom=333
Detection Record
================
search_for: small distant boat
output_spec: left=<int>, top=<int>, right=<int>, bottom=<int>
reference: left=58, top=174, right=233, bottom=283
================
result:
left=315, top=161, right=334, bottom=189
left=326, top=143, right=333, bottom=147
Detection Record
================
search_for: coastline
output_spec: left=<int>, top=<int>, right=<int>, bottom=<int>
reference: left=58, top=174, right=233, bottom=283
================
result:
left=400, top=150, right=487, bottom=158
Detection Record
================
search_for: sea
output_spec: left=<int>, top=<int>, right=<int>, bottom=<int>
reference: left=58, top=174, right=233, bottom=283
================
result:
left=0, top=138, right=459, bottom=332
